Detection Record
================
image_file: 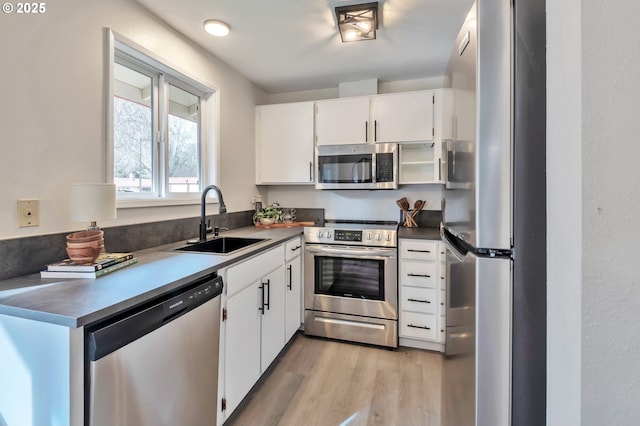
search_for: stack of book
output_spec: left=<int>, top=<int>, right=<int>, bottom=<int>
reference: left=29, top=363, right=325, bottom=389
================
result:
left=40, top=252, right=138, bottom=279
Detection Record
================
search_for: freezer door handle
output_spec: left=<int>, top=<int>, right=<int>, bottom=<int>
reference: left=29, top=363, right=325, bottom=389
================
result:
left=440, top=224, right=467, bottom=261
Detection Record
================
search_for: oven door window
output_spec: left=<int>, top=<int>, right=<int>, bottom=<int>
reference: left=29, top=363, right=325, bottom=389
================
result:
left=317, top=154, right=373, bottom=183
left=314, top=256, right=384, bottom=300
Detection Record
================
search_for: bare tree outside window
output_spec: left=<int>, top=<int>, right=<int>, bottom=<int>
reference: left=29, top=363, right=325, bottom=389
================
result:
left=114, top=96, right=153, bottom=192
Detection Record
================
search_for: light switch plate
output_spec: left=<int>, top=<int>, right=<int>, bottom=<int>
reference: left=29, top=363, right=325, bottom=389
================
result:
left=17, top=199, right=40, bottom=227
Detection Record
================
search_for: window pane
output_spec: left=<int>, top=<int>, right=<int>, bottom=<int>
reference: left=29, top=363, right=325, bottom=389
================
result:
left=113, top=63, right=154, bottom=193
left=168, top=84, right=200, bottom=193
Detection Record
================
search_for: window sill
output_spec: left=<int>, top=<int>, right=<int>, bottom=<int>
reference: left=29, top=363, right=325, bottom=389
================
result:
left=117, top=197, right=220, bottom=209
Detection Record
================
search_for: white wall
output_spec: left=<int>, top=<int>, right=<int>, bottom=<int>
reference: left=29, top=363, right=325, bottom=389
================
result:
left=547, top=0, right=640, bottom=425
left=580, top=0, right=640, bottom=424
left=0, top=0, right=266, bottom=240
left=265, top=75, right=449, bottom=104
left=266, top=185, right=442, bottom=222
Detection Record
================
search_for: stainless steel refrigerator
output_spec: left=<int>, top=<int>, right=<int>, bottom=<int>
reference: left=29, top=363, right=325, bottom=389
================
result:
left=440, top=1, right=546, bottom=426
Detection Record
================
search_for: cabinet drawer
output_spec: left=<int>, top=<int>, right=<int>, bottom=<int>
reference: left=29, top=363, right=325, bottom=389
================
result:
left=400, top=260, right=437, bottom=288
left=284, top=237, right=302, bottom=262
left=400, top=286, right=437, bottom=314
left=227, top=246, right=284, bottom=297
left=400, top=240, right=438, bottom=261
left=400, top=312, right=437, bottom=341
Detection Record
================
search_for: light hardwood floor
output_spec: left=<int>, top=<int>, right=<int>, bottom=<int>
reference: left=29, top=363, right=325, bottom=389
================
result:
left=225, top=333, right=470, bottom=426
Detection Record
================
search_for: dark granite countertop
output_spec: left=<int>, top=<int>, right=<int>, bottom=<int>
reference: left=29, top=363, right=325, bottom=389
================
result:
left=0, top=226, right=303, bottom=328
left=398, top=225, right=442, bottom=240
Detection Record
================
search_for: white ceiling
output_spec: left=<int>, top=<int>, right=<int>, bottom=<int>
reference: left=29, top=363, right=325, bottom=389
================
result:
left=135, top=0, right=474, bottom=94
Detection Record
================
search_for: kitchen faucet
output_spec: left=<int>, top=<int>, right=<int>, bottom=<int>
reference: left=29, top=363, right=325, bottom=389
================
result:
left=199, top=185, right=227, bottom=242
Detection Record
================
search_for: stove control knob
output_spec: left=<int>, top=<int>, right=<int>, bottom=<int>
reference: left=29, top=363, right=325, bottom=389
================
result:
left=375, top=234, right=382, bottom=241
left=385, top=234, right=391, bottom=241
left=317, top=231, right=324, bottom=238
left=367, top=233, right=372, bottom=240
left=326, top=232, right=332, bottom=239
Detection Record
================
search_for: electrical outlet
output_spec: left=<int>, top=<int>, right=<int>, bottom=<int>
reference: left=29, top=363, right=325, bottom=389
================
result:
left=17, top=199, right=40, bottom=227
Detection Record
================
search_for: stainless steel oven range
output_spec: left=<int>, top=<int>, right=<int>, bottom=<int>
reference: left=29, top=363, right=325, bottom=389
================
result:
left=304, top=220, right=398, bottom=348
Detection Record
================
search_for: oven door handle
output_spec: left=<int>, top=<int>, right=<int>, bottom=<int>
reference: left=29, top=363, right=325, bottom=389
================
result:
left=305, top=245, right=397, bottom=258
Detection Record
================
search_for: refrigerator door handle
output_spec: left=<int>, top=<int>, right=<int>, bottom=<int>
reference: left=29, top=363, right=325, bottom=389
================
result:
left=440, top=224, right=467, bottom=261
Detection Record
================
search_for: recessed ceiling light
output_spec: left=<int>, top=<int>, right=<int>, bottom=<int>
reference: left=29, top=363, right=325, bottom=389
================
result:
left=203, top=20, right=230, bottom=37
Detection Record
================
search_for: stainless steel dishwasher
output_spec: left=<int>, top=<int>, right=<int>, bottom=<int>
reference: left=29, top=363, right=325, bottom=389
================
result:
left=86, top=273, right=223, bottom=426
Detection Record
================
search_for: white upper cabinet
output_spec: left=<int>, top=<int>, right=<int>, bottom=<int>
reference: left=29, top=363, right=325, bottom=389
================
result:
left=315, top=96, right=370, bottom=146
left=398, top=89, right=456, bottom=184
left=433, top=88, right=456, bottom=142
left=255, top=101, right=314, bottom=184
left=370, top=91, right=435, bottom=143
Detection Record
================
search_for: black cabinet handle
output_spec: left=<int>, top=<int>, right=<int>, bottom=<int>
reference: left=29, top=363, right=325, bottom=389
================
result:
left=408, top=324, right=430, bottom=330
left=374, top=120, right=378, bottom=141
left=407, top=273, right=431, bottom=278
left=290, top=245, right=301, bottom=252
left=264, top=279, right=270, bottom=310
left=309, top=162, right=313, bottom=182
left=408, top=249, right=431, bottom=253
left=439, top=158, right=442, bottom=181
left=259, top=283, right=265, bottom=315
left=408, top=298, right=431, bottom=304
left=287, top=265, right=292, bottom=290
left=365, top=121, right=368, bottom=142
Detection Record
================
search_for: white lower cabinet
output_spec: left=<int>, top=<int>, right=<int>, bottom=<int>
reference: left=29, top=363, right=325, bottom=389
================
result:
left=221, top=236, right=303, bottom=422
left=284, top=237, right=302, bottom=342
left=260, top=265, right=286, bottom=372
left=224, top=280, right=262, bottom=417
left=398, top=238, right=446, bottom=352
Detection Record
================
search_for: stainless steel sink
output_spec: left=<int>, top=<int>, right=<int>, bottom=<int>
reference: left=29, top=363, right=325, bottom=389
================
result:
left=176, top=237, right=267, bottom=255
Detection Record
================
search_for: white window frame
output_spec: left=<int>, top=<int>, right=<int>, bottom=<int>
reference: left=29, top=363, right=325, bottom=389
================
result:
left=105, top=28, right=220, bottom=208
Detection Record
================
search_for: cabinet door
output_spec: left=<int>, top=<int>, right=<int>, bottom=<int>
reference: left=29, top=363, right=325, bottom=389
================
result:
left=285, top=256, right=302, bottom=342
left=225, top=282, right=261, bottom=416
left=370, top=91, right=434, bottom=143
left=315, top=97, right=370, bottom=145
left=433, top=89, right=456, bottom=142
left=260, top=265, right=286, bottom=372
left=255, top=102, right=314, bottom=184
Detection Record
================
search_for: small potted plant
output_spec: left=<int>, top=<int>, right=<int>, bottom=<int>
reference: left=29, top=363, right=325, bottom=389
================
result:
left=253, top=202, right=283, bottom=225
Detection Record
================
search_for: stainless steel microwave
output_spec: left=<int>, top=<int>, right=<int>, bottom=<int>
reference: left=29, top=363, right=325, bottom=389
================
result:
left=315, top=143, right=398, bottom=190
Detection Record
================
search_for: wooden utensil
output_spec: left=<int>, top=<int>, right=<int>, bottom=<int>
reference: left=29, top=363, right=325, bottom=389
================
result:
left=410, top=200, right=426, bottom=226
left=396, top=198, right=410, bottom=227
left=397, top=197, right=417, bottom=227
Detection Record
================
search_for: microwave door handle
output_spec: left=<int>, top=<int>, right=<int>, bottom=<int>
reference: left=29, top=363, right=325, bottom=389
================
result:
left=452, top=150, right=456, bottom=177
left=372, top=154, right=377, bottom=183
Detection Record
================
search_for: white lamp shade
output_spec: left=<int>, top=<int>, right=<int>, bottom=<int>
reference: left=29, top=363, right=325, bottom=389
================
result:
left=70, top=183, right=117, bottom=223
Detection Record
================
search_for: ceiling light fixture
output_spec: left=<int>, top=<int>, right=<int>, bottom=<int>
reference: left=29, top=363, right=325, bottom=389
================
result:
left=203, top=19, right=230, bottom=37
left=335, top=2, right=379, bottom=43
